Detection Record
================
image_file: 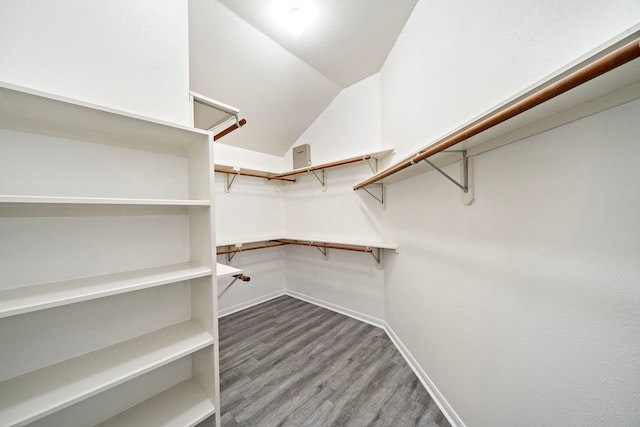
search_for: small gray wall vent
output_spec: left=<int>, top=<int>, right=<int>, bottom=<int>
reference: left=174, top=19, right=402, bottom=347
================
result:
left=292, top=144, right=311, bottom=169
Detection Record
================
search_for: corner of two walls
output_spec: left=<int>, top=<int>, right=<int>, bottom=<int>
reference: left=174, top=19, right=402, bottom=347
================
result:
left=280, top=73, right=387, bottom=325
left=215, top=74, right=388, bottom=323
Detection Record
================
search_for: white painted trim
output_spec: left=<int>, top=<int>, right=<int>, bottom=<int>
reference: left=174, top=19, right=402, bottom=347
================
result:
left=284, top=289, right=385, bottom=329
left=218, top=290, right=286, bottom=318
left=384, top=322, right=466, bottom=427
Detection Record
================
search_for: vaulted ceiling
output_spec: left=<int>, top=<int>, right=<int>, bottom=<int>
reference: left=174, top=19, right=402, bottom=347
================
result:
left=189, top=0, right=418, bottom=156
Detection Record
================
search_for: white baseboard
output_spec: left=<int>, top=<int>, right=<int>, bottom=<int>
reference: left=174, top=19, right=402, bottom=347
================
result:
left=384, top=323, right=465, bottom=427
left=218, top=290, right=286, bottom=318
left=284, top=289, right=385, bottom=329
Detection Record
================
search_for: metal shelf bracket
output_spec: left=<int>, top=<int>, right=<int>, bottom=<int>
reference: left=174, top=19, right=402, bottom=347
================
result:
left=362, top=183, right=385, bottom=207
left=226, top=245, right=238, bottom=263
left=366, top=157, right=379, bottom=174
left=314, top=245, right=329, bottom=261
left=310, top=169, right=327, bottom=191
left=218, top=273, right=251, bottom=299
left=225, top=169, right=240, bottom=193
left=422, top=150, right=474, bottom=205
left=369, top=247, right=383, bottom=270
left=422, top=150, right=467, bottom=192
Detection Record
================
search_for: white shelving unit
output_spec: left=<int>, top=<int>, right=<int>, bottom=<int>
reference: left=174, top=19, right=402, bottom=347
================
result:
left=0, top=82, right=222, bottom=426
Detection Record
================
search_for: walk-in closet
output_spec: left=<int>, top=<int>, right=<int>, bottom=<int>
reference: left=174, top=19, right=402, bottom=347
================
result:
left=1, top=1, right=639, bottom=426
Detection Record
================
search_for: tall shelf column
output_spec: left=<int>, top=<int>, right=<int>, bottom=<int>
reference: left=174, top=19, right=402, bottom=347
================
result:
left=0, top=82, right=222, bottom=426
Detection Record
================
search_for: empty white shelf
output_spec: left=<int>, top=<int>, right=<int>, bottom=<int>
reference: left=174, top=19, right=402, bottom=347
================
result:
left=0, top=82, right=210, bottom=153
left=216, top=235, right=283, bottom=248
left=0, top=263, right=213, bottom=319
left=0, top=195, right=210, bottom=207
left=191, top=91, right=239, bottom=131
left=96, top=379, right=215, bottom=427
left=216, top=263, right=243, bottom=279
left=283, top=235, right=399, bottom=251
left=0, top=321, right=214, bottom=427
left=216, top=236, right=398, bottom=251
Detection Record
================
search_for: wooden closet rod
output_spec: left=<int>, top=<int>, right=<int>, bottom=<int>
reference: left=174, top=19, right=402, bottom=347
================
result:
left=216, top=242, right=287, bottom=255
left=277, top=239, right=373, bottom=253
left=354, top=38, right=640, bottom=190
left=214, top=168, right=297, bottom=182
left=271, top=155, right=372, bottom=179
left=214, top=118, right=247, bottom=141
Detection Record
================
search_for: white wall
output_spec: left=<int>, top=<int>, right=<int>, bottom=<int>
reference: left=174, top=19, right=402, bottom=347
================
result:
left=0, top=0, right=191, bottom=125
left=213, top=76, right=386, bottom=320
left=216, top=247, right=286, bottom=317
left=384, top=100, right=640, bottom=426
left=282, top=163, right=387, bottom=324
left=381, top=0, right=640, bottom=160
left=283, top=74, right=382, bottom=168
left=282, top=73, right=384, bottom=243
left=380, top=0, right=640, bottom=425
left=214, top=172, right=284, bottom=244
left=282, top=74, right=386, bottom=323
left=214, top=145, right=287, bottom=314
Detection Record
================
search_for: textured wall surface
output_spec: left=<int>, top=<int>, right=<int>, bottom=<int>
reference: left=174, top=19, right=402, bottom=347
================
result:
left=383, top=100, right=640, bottom=426
left=0, top=0, right=191, bottom=125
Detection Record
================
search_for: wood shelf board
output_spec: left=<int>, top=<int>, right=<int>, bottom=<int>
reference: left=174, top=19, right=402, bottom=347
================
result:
left=0, top=263, right=212, bottom=319
left=0, top=195, right=210, bottom=207
left=359, top=40, right=640, bottom=187
left=0, top=82, right=209, bottom=153
left=0, top=321, right=213, bottom=427
left=216, top=263, right=243, bottom=279
left=96, top=379, right=215, bottom=427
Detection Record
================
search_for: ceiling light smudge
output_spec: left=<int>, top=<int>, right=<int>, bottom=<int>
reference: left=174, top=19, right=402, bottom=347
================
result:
left=281, top=3, right=312, bottom=36
left=287, top=7, right=305, bottom=36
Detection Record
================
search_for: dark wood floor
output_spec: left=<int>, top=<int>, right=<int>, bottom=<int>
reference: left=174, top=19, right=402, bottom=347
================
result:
left=219, top=295, right=451, bottom=427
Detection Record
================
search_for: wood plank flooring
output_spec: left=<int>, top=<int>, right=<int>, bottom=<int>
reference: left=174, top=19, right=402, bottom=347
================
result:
left=219, top=295, right=451, bottom=427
